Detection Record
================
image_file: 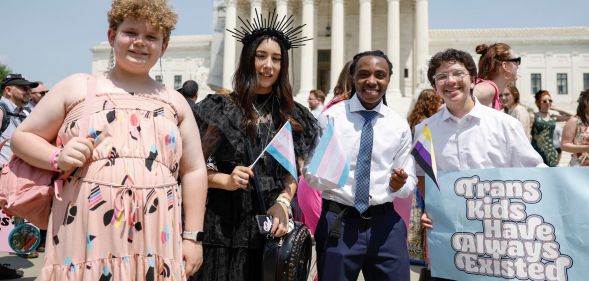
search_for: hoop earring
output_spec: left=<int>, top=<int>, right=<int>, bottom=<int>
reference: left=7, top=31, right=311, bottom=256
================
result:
left=108, top=48, right=115, bottom=70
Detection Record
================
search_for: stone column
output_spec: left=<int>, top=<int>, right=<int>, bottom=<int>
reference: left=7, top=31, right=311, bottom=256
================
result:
left=276, top=0, right=288, bottom=19
left=297, top=0, right=315, bottom=98
left=358, top=0, right=372, bottom=52
left=223, top=0, right=237, bottom=90
left=414, top=0, right=429, bottom=98
left=330, top=0, right=345, bottom=91
left=387, top=0, right=401, bottom=97
left=251, top=0, right=262, bottom=20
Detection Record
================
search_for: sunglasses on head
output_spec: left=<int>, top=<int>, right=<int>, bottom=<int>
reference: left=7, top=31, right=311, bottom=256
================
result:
left=497, top=57, right=521, bottom=66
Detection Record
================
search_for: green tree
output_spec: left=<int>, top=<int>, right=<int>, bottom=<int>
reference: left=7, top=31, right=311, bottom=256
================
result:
left=0, top=64, right=10, bottom=81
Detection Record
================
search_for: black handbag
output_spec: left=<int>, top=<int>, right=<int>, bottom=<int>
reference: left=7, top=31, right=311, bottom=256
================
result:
left=245, top=137, right=313, bottom=281
left=262, top=221, right=313, bottom=281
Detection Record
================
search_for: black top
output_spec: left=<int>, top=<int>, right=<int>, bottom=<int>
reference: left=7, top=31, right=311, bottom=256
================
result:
left=193, top=93, right=318, bottom=249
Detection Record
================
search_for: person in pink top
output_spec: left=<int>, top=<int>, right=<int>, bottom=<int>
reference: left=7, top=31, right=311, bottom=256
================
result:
left=10, top=0, right=208, bottom=279
left=473, top=43, right=521, bottom=110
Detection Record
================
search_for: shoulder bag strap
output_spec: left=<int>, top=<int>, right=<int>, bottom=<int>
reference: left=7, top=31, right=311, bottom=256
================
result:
left=78, top=75, right=97, bottom=138
left=54, top=75, right=97, bottom=198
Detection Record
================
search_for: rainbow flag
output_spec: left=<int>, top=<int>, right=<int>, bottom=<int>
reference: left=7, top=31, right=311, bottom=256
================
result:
left=306, top=119, right=350, bottom=188
left=412, top=124, right=440, bottom=189
left=253, top=121, right=298, bottom=181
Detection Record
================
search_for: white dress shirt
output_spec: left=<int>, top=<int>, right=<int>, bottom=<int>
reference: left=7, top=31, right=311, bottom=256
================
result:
left=414, top=97, right=545, bottom=175
left=307, top=94, right=416, bottom=207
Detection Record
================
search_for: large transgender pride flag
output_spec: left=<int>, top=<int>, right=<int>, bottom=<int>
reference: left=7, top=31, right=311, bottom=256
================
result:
left=411, top=124, right=440, bottom=189
left=263, top=121, right=298, bottom=181
left=306, top=119, right=350, bottom=188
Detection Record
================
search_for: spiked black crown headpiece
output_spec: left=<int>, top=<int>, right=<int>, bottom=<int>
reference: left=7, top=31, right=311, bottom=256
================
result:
left=227, top=9, right=312, bottom=50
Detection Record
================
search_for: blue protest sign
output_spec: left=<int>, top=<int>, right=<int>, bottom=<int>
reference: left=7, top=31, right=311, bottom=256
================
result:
left=426, top=167, right=589, bottom=281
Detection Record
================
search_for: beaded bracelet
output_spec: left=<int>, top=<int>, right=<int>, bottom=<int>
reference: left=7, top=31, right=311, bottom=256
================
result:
left=274, top=196, right=291, bottom=208
left=49, top=148, right=62, bottom=172
left=274, top=196, right=293, bottom=219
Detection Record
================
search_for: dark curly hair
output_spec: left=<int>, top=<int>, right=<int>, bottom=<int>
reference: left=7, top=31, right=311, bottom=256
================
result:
left=407, top=89, right=443, bottom=132
left=427, top=48, right=477, bottom=87
left=349, top=50, right=393, bottom=105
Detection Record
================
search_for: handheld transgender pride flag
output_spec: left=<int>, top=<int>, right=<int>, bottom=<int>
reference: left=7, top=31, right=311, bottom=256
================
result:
left=251, top=121, right=298, bottom=181
left=411, top=124, right=440, bottom=189
left=306, top=119, right=350, bottom=187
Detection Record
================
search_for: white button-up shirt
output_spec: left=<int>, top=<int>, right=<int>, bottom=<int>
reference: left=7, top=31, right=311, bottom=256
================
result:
left=308, top=94, right=416, bottom=207
left=414, top=98, right=545, bottom=175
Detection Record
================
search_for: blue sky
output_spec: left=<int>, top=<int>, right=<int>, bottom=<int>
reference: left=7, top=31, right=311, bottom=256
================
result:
left=1, top=0, right=587, bottom=88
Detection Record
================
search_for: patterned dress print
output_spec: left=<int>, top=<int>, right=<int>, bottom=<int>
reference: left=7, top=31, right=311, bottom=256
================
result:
left=531, top=113, right=558, bottom=167
left=38, top=92, right=185, bottom=280
left=570, top=118, right=589, bottom=166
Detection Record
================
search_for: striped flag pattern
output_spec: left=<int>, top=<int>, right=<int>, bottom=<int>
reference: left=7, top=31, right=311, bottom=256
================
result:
left=306, top=119, right=350, bottom=188
left=265, top=121, right=298, bottom=181
left=411, top=124, right=440, bottom=189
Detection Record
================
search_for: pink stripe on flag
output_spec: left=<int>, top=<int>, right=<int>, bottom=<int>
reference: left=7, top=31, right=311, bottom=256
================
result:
left=269, top=131, right=295, bottom=164
left=316, top=139, right=346, bottom=182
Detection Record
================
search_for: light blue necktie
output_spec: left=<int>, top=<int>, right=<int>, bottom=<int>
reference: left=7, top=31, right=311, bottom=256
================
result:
left=354, top=110, right=378, bottom=214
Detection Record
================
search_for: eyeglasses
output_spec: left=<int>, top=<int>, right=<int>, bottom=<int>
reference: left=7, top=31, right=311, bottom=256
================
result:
left=541, top=99, right=553, bottom=104
left=497, top=57, right=521, bottom=66
left=33, top=90, right=48, bottom=96
left=433, top=70, right=469, bottom=84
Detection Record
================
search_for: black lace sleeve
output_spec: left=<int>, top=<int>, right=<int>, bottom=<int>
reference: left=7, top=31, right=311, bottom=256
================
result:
left=291, top=102, right=320, bottom=162
left=193, top=94, right=246, bottom=172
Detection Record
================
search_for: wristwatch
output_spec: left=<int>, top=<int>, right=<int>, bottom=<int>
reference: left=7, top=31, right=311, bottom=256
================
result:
left=182, top=231, right=204, bottom=243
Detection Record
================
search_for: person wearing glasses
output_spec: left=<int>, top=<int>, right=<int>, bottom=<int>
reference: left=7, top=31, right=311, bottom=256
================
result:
left=0, top=74, right=38, bottom=164
left=473, top=43, right=521, bottom=109
left=25, top=81, right=48, bottom=112
left=417, top=49, right=544, bottom=280
left=499, top=84, right=532, bottom=140
left=531, top=90, right=573, bottom=166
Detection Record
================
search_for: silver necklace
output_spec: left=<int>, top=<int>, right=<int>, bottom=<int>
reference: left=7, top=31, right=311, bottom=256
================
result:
left=255, top=99, right=275, bottom=162
left=253, top=95, right=272, bottom=116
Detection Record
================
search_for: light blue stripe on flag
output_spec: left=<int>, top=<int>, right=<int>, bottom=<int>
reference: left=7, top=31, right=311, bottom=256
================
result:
left=267, top=144, right=298, bottom=181
left=307, top=120, right=334, bottom=174
left=338, top=161, right=350, bottom=187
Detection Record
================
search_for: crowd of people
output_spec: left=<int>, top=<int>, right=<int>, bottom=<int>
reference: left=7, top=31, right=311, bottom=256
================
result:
left=1, top=0, right=587, bottom=281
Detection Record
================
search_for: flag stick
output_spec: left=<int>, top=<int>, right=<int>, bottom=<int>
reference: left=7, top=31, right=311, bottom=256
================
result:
left=249, top=121, right=290, bottom=168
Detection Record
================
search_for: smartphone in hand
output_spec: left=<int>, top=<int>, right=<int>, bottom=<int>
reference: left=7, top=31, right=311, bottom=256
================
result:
left=255, top=215, right=273, bottom=235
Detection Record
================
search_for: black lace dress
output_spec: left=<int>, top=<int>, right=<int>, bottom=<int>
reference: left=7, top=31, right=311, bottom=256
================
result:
left=190, top=93, right=317, bottom=281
